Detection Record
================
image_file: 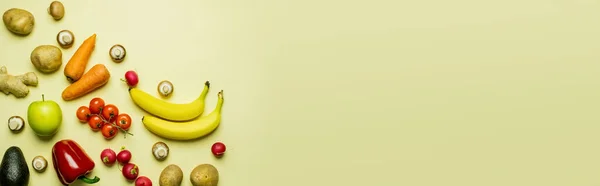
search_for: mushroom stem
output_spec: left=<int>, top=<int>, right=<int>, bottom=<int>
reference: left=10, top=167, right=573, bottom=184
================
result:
left=155, top=148, right=167, bottom=158
left=62, top=35, right=71, bottom=43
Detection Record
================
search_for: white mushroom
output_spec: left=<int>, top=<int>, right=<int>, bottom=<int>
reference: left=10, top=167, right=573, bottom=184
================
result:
left=56, top=30, right=74, bottom=49
left=109, top=44, right=126, bottom=62
left=32, top=156, right=48, bottom=172
left=157, top=80, right=174, bottom=97
left=7, top=116, right=24, bottom=132
left=152, top=142, right=169, bottom=160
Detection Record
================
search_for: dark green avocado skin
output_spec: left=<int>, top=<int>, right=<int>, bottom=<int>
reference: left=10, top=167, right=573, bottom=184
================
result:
left=0, top=146, right=30, bottom=186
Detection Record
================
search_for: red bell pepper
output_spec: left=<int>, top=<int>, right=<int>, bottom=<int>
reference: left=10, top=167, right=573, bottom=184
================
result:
left=52, top=139, right=100, bottom=185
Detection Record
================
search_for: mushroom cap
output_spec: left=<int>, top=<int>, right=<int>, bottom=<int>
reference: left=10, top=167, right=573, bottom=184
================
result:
left=152, top=142, right=169, bottom=160
left=32, top=155, right=48, bottom=172
left=56, top=30, right=74, bottom=48
left=109, top=44, right=126, bottom=62
left=157, top=80, right=174, bottom=97
left=48, top=1, right=65, bottom=20
left=7, top=116, right=24, bottom=132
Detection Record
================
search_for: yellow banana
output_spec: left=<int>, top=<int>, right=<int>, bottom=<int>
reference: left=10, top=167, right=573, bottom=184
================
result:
left=142, top=90, right=224, bottom=141
left=129, top=81, right=210, bottom=121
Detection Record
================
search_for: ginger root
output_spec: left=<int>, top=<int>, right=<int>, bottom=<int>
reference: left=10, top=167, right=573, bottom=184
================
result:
left=0, top=66, right=38, bottom=98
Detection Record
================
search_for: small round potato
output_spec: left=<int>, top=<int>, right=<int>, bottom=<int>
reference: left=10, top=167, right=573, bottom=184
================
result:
left=31, top=45, right=62, bottom=73
left=190, top=164, right=219, bottom=186
left=2, top=8, right=35, bottom=35
left=159, top=164, right=183, bottom=186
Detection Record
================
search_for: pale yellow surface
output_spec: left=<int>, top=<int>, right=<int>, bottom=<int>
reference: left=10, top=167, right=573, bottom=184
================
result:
left=2, top=0, right=600, bottom=185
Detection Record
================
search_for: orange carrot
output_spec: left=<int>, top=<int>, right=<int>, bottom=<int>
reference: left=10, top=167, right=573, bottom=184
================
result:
left=64, top=33, right=97, bottom=83
left=62, top=64, right=110, bottom=101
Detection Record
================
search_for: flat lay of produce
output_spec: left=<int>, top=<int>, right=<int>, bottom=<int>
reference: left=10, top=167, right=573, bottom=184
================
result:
left=1, top=1, right=229, bottom=185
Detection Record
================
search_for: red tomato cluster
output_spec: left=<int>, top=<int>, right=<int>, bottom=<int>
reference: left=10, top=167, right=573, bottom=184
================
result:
left=76, top=97, right=133, bottom=139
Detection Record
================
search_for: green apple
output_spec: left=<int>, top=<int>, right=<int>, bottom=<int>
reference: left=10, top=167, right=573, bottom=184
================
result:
left=27, top=94, right=62, bottom=136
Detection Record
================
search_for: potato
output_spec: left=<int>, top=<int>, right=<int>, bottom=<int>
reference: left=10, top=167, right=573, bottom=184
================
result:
left=2, top=8, right=35, bottom=35
left=190, top=164, right=219, bottom=186
left=30, top=45, right=62, bottom=73
left=159, top=164, right=183, bottom=186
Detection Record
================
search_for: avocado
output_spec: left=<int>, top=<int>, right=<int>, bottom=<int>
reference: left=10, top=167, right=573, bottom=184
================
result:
left=0, top=146, right=30, bottom=186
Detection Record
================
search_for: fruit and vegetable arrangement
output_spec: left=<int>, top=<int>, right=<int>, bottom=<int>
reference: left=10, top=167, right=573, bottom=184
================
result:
left=2, top=2, right=229, bottom=185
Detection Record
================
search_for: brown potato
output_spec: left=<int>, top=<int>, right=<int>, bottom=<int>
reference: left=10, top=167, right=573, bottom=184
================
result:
left=30, top=45, right=62, bottom=73
left=190, top=164, right=219, bottom=186
left=2, top=8, right=35, bottom=35
left=159, top=164, right=183, bottom=186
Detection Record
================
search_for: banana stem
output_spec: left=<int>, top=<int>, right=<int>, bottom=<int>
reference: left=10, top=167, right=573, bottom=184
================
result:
left=198, top=81, right=211, bottom=100
left=215, top=90, right=224, bottom=113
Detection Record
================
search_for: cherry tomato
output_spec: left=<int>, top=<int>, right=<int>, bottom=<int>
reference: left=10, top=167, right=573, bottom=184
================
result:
left=89, top=98, right=105, bottom=114
left=102, top=104, right=119, bottom=122
left=88, top=115, right=104, bottom=131
left=76, top=106, right=92, bottom=123
left=101, top=124, right=118, bottom=139
left=116, top=114, right=132, bottom=130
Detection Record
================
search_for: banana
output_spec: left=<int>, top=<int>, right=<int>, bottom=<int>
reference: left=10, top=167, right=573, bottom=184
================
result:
left=142, top=90, right=224, bottom=141
left=129, top=81, right=210, bottom=121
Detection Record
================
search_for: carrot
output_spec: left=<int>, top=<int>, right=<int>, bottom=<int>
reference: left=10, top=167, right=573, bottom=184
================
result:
left=62, top=64, right=110, bottom=101
left=64, top=33, right=97, bottom=83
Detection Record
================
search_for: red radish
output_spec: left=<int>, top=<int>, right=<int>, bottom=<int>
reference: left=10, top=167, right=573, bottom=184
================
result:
left=211, top=142, right=226, bottom=157
left=117, top=146, right=132, bottom=164
left=122, top=163, right=139, bottom=180
left=135, top=176, right=152, bottom=186
left=121, top=70, right=139, bottom=87
left=100, top=148, right=117, bottom=165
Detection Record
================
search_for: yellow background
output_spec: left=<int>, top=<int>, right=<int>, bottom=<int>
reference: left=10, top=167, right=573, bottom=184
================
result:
left=2, top=0, right=600, bottom=185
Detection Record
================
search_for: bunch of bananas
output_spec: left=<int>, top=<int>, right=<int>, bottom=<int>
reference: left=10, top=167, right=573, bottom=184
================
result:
left=129, top=81, right=224, bottom=140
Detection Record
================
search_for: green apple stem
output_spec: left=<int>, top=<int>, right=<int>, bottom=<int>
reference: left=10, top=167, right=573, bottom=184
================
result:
left=41, top=94, right=44, bottom=101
